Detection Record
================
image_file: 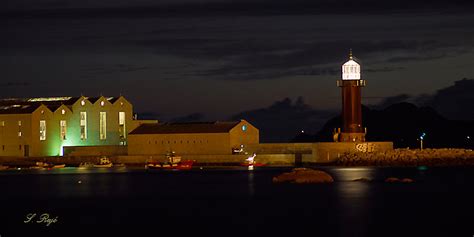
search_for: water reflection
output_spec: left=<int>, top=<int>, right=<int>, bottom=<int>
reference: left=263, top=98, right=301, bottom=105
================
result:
left=332, top=167, right=376, bottom=182
left=330, top=167, right=376, bottom=237
left=248, top=171, right=255, bottom=197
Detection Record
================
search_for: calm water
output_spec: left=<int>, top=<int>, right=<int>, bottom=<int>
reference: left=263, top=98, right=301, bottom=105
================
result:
left=0, top=166, right=473, bottom=237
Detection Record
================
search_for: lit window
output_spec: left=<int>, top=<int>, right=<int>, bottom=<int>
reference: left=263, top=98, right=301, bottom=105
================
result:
left=18, top=121, right=22, bottom=137
left=0, top=121, right=4, bottom=126
left=60, top=120, right=67, bottom=140
left=100, top=112, right=106, bottom=140
left=119, top=112, right=126, bottom=139
left=80, top=112, right=87, bottom=140
left=39, top=120, right=46, bottom=140
left=61, top=109, right=66, bottom=115
left=242, top=125, right=247, bottom=131
left=81, top=100, right=85, bottom=106
left=100, top=101, right=105, bottom=106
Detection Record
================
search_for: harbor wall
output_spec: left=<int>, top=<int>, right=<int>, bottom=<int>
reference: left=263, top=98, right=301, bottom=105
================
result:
left=63, top=145, right=127, bottom=157
left=0, top=154, right=302, bottom=166
left=245, top=143, right=312, bottom=154
left=0, top=142, right=393, bottom=166
left=312, top=142, right=394, bottom=163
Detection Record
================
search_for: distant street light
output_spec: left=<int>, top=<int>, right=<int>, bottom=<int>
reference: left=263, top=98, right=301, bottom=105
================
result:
left=420, top=132, right=426, bottom=150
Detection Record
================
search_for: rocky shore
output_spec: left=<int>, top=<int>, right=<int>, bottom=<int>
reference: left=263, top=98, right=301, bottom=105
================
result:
left=336, top=148, right=474, bottom=166
left=273, top=168, right=334, bottom=184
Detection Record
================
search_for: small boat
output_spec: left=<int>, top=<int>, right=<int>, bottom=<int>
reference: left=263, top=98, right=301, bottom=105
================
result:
left=113, top=163, right=126, bottom=168
left=240, top=153, right=265, bottom=167
left=30, top=162, right=66, bottom=169
left=146, top=152, right=194, bottom=170
left=0, top=165, right=9, bottom=170
left=30, top=161, right=50, bottom=169
left=78, top=162, right=94, bottom=168
left=93, top=157, right=113, bottom=168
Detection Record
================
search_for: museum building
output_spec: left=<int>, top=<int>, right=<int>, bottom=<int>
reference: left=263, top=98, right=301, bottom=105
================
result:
left=127, top=120, right=259, bottom=155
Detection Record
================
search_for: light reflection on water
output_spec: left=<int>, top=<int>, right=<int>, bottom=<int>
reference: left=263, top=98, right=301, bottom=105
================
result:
left=0, top=167, right=130, bottom=175
left=1, top=166, right=473, bottom=237
left=329, top=167, right=376, bottom=237
left=330, top=167, right=376, bottom=182
left=248, top=170, right=255, bottom=197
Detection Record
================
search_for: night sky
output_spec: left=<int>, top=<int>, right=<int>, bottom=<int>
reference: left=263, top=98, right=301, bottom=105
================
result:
left=2, top=0, right=474, bottom=124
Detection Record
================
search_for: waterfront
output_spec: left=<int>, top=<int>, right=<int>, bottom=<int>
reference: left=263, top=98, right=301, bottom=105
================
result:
left=0, top=166, right=473, bottom=237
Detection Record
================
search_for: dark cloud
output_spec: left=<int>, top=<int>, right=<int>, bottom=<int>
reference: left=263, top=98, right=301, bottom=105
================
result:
left=184, top=39, right=461, bottom=80
left=2, top=0, right=474, bottom=120
left=230, top=96, right=335, bottom=142
left=80, top=64, right=152, bottom=77
left=364, top=66, right=405, bottom=73
left=420, top=78, right=474, bottom=120
left=369, top=94, right=412, bottom=110
left=366, top=79, right=474, bottom=121
left=0, top=82, right=31, bottom=87
left=136, top=111, right=161, bottom=120
left=4, top=0, right=474, bottom=16
left=169, top=113, right=205, bottom=123
left=386, top=54, right=447, bottom=63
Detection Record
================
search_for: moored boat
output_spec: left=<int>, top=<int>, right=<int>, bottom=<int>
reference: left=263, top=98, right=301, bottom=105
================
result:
left=93, top=157, right=113, bottom=168
left=78, top=162, right=94, bottom=168
left=240, top=153, right=265, bottom=167
left=0, top=165, right=9, bottom=170
left=30, top=161, right=50, bottom=169
left=30, top=162, right=66, bottom=169
left=146, top=152, right=194, bottom=170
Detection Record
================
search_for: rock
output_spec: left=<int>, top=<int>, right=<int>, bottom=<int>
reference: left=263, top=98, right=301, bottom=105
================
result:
left=385, top=177, right=400, bottom=183
left=385, top=177, right=414, bottom=183
left=353, top=178, right=371, bottom=182
left=273, top=168, right=334, bottom=184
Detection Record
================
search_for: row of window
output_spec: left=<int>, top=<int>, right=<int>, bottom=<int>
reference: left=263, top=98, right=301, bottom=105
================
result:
left=343, top=65, right=360, bottom=73
left=0, top=111, right=126, bottom=141
left=148, top=140, right=210, bottom=145
left=1, top=145, right=24, bottom=151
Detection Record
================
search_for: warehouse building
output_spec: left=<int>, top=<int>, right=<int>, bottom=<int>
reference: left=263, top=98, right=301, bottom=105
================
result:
left=128, top=120, right=259, bottom=155
left=0, top=96, right=136, bottom=157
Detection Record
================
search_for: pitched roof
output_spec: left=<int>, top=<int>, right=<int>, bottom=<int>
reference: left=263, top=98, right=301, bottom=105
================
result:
left=0, top=96, right=117, bottom=114
left=129, top=121, right=241, bottom=135
left=0, top=103, right=42, bottom=114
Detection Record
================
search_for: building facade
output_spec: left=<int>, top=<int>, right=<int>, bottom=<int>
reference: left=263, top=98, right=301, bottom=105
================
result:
left=0, top=96, right=135, bottom=157
left=128, top=120, right=259, bottom=155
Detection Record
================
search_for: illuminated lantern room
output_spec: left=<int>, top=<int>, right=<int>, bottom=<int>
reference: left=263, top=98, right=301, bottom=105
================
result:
left=342, top=49, right=361, bottom=80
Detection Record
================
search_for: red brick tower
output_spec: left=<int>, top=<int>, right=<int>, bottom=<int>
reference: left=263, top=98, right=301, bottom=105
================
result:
left=335, top=50, right=366, bottom=142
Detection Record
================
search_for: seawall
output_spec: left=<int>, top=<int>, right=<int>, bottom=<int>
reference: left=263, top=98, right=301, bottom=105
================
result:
left=337, top=148, right=474, bottom=166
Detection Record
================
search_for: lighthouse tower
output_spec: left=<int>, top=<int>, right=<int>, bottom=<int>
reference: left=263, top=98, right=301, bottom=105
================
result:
left=336, top=50, right=366, bottom=142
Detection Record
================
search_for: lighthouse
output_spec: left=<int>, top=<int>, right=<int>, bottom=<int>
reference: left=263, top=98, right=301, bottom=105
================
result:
left=335, top=50, right=366, bottom=142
